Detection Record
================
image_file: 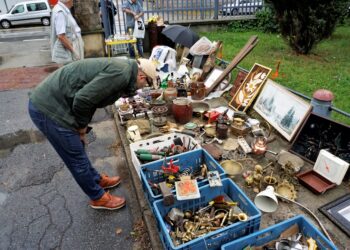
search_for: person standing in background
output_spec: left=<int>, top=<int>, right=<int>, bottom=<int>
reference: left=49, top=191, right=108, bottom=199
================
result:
left=51, top=0, right=84, bottom=64
left=122, top=0, right=144, bottom=58
left=99, top=0, right=118, bottom=38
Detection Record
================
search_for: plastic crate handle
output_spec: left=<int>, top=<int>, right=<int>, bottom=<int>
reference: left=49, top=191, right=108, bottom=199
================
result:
left=208, top=160, right=217, bottom=169
left=205, top=231, right=229, bottom=249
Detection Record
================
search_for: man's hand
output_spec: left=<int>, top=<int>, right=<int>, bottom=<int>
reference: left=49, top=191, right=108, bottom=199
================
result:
left=57, top=34, right=74, bottom=55
left=135, top=13, right=142, bottom=20
left=78, top=127, right=88, bottom=145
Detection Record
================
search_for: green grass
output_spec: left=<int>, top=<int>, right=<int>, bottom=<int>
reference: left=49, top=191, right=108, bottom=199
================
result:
left=201, top=21, right=350, bottom=125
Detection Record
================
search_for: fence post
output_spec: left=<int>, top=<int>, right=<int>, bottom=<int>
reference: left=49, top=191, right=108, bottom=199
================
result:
left=214, top=0, right=219, bottom=19
left=200, top=0, right=204, bottom=19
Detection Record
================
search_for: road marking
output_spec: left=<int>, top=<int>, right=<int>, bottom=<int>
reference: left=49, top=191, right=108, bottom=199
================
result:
left=23, top=38, right=49, bottom=42
left=3, top=27, right=50, bottom=33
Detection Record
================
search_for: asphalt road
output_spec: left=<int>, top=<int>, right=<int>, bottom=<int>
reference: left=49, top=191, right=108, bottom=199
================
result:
left=0, top=26, right=50, bottom=41
left=0, top=26, right=52, bottom=69
left=0, top=96, right=144, bottom=249
left=0, top=27, right=150, bottom=250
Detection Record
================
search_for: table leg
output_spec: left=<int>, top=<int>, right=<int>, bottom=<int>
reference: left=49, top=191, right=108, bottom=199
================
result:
left=133, top=42, right=139, bottom=59
left=107, top=44, right=111, bottom=58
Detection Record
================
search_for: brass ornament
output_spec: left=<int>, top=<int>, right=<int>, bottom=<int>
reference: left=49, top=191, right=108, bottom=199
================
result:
left=276, top=180, right=297, bottom=201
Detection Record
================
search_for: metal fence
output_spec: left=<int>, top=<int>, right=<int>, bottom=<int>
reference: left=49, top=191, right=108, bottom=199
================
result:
left=102, top=0, right=264, bottom=36
left=142, top=0, right=263, bottom=21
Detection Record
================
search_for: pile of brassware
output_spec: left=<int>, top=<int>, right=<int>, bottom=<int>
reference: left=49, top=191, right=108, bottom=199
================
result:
left=165, top=195, right=249, bottom=246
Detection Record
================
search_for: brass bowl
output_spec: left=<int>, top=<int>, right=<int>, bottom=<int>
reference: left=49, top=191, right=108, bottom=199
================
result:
left=192, top=102, right=210, bottom=114
left=220, top=160, right=243, bottom=176
left=204, top=125, right=216, bottom=137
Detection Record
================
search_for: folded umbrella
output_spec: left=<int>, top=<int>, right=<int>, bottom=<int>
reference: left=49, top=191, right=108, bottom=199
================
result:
left=161, top=25, right=199, bottom=48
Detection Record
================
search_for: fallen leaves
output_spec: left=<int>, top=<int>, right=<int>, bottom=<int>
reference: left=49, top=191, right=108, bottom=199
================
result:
left=115, top=228, right=122, bottom=235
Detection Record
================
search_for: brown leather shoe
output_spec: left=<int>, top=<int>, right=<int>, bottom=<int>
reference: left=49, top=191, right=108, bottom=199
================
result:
left=99, top=174, right=121, bottom=189
left=90, top=192, right=126, bottom=210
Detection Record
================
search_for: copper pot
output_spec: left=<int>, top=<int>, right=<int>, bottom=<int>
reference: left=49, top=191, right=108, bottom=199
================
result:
left=251, top=136, right=267, bottom=155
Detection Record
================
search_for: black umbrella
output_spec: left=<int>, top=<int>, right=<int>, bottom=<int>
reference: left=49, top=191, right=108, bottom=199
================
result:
left=161, top=25, right=199, bottom=48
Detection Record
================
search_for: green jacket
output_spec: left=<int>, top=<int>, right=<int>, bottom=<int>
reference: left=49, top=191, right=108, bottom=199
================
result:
left=30, top=58, right=138, bottom=130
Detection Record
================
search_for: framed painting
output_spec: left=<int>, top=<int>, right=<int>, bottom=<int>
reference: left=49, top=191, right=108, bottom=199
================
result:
left=253, top=79, right=312, bottom=141
left=204, top=68, right=224, bottom=89
left=319, top=194, right=350, bottom=237
left=229, top=63, right=271, bottom=112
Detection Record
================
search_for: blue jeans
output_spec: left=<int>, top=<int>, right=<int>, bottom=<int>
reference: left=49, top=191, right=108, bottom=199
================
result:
left=127, top=27, right=144, bottom=58
left=28, top=100, right=104, bottom=200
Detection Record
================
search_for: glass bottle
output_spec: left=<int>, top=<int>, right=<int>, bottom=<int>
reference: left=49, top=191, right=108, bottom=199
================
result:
left=160, top=74, right=169, bottom=89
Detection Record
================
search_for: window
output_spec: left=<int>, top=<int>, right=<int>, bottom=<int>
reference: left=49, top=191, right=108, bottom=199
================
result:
left=37, top=3, right=48, bottom=10
left=26, top=2, right=47, bottom=12
left=12, top=5, right=25, bottom=14
left=27, top=3, right=36, bottom=12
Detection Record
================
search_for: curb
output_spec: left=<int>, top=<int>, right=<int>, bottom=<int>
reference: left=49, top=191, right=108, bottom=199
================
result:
left=112, top=106, right=163, bottom=250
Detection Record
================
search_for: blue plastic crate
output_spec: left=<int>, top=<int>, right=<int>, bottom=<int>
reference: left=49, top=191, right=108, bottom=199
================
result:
left=153, top=178, right=262, bottom=250
left=141, top=148, right=227, bottom=208
left=221, top=215, right=338, bottom=250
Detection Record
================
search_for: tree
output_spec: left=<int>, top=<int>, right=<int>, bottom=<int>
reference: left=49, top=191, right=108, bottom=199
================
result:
left=267, top=0, right=349, bottom=54
left=281, top=107, right=295, bottom=129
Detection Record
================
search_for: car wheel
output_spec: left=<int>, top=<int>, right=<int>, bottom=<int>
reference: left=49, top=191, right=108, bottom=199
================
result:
left=231, top=9, right=239, bottom=15
left=1, top=20, right=11, bottom=29
left=41, top=17, right=50, bottom=26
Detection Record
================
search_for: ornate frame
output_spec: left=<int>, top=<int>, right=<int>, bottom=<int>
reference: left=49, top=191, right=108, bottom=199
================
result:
left=229, top=63, right=271, bottom=112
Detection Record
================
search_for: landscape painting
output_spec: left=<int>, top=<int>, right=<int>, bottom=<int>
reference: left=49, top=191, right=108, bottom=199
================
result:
left=253, top=79, right=312, bottom=141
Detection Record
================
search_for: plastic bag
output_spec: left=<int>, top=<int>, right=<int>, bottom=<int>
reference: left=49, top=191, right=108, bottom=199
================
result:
left=133, top=19, right=145, bottom=39
left=189, top=37, right=214, bottom=56
left=150, top=46, right=177, bottom=72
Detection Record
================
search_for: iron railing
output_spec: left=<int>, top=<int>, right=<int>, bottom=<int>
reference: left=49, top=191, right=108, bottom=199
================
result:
left=100, top=0, right=264, bottom=35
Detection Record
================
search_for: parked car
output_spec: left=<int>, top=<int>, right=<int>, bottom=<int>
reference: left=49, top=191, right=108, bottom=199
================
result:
left=221, top=0, right=263, bottom=16
left=0, top=0, right=51, bottom=29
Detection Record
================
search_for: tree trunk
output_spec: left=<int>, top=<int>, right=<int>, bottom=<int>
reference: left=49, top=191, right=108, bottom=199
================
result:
left=73, top=0, right=105, bottom=57
left=73, top=0, right=101, bottom=32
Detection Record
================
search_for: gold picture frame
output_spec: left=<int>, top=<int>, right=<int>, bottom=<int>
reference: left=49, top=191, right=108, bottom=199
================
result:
left=229, top=63, right=271, bottom=112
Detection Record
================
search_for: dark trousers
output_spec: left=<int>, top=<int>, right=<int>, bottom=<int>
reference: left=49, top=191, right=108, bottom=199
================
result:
left=127, top=27, right=144, bottom=58
left=28, top=100, right=104, bottom=200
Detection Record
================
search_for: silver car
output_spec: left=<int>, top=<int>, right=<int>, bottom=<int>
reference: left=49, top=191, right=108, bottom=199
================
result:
left=0, top=0, right=51, bottom=29
left=221, top=0, right=263, bottom=16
